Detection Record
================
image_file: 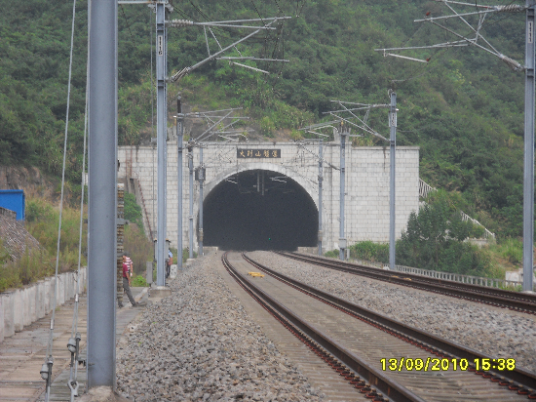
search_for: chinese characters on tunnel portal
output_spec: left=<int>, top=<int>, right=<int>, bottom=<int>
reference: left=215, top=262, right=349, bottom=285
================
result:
left=237, top=149, right=282, bottom=159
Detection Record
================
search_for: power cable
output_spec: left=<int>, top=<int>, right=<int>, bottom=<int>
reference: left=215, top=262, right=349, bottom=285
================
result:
left=188, top=0, right=209, bottom=20
left=42, top=0, right=78, bottom=400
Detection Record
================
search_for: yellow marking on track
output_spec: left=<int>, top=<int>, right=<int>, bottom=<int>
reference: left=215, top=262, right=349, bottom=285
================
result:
left=248, top=272, right=265, bottom=278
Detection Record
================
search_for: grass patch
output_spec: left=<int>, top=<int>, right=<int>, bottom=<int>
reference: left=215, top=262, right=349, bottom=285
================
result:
left=131, top=274, right=148, bottom=287
left=26, top=198, right=87, bottom=271
left=1, top=195, right=154, bottom=292
left=486, top=238, right=523, bottom=268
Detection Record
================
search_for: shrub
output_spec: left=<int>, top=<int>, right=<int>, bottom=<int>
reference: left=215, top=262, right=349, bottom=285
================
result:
left=124, top=192, right=144, bottom=235
left=290, top=129, right=303, bottom=141
left=470, top=224, right=485, bottom=239
left=260, top=116, right=276, bottom=137
left=26, top=197, right=53, bottom=223
left=349, top=241, right=389, bottom=263
left=0, top=249, right=54, bottom=292
left=488, top=238, right=523, bottom=266
left=396, top=190, right=492, bottom=276
left=324, top=250, right=339, bottom=259
left=124, top=224, right=152, bottom=275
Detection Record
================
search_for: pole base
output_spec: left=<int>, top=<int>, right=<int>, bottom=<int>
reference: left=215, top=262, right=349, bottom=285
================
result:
left=79, top=386, right=133, bottom=402
left=186, top=258, right=196, bottom=266
left=149, top=286, right=171, bottom=298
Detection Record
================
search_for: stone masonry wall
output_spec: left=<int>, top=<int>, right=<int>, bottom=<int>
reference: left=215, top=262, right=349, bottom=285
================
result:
left=118, top=142, right=420, bottom=252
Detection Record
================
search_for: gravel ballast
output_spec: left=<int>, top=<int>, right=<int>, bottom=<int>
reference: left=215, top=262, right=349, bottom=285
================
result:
left=249, top=251, right=536, bottom=374
left=116, top=257, right=323, bottom=402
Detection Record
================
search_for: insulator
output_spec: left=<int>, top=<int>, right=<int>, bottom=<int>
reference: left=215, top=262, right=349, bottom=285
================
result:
left=169, top=19, right=193, bottom=27
left=494, top=5, right=524, bottom=13
left=170, top=67, right=191, bottom=83
left=499, top=54, right=524, bottom=72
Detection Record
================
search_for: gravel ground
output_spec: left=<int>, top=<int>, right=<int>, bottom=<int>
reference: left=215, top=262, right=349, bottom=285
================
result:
left=116, top=258, right=324, bottom=402
left=249, top=251, right=536, bottom=374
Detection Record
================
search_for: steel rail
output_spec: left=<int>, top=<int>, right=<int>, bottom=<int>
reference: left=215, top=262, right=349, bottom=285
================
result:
left=244, top=253, right=536, bottom=396
left=279, top=252, right=536, bottom=315
left=221, top=252, right=424, bottom=402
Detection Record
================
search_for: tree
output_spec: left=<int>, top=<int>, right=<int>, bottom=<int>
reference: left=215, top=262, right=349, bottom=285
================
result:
left=397, top=191, right=489, bottom=275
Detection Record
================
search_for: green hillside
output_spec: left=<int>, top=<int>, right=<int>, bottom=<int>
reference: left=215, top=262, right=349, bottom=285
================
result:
left=0, top=0, right=529, bottom=238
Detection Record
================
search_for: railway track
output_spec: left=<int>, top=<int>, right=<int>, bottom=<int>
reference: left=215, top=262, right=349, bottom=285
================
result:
left=223, top=251, right=536, bottom=401
left=278, top=252, right=536, bottom=315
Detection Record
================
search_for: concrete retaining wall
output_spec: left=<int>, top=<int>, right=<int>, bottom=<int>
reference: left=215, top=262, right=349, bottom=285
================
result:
left=0, top=268, right=87, bottom=343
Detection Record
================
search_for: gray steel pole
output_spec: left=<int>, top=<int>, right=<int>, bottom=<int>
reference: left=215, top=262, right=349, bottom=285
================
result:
left=523, top=1, right=535, bottom=292
left=389, top=92, right=397, bottom=270
left=318, top=139, right=323, bottom=256
left=87, top=0, right=117, bottom=388
left=339, top=128, right=346, bottom=261
left=156, top=3, right=167, bottom=287
left=188, top=143, right=194, bottom=258
left=198, top=147, right=204, bottom=256
left=177, top=97, right=183, bottom=271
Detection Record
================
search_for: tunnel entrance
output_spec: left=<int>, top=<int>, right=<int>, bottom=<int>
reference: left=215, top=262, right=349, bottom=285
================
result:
left=202, top=169, right=318, bottom=251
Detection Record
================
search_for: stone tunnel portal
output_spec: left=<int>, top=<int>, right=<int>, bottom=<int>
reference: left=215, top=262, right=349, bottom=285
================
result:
left=202, top=169, right=318, bottom=251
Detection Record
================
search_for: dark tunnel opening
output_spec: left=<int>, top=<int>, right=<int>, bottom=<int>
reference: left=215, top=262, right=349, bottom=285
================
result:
left=201, top=170, right=318, bottom=251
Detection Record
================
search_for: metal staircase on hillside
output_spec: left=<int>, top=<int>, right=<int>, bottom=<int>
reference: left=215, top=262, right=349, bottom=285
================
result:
left=126, top=149, right=154, bottom=240
left=419, top=179, right=495, bottom=241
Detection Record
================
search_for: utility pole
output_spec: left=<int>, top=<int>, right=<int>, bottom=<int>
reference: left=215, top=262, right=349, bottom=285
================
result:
left=523, top=0, right=535, bottom=292
left=318, top=139, right=323, bottom=256
left=313, top=101, right=391, bottom=259
left=178, top=108, right=249, bottom=257
left=197, top=147, right=205, bottom=256
left=188, top=143, right=194, bottom=259
left=87, top=0, right=117, bottom=389
left=339, top=125, right=347, bottom=261
left=155, top=2, right=168, bottom=287
left=176, top=96, right=183, bottom=272
left=389, top=91, right=397, bottom=270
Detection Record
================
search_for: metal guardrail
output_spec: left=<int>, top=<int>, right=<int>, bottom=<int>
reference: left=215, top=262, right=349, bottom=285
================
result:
left=390, top=264, right=532, bottom=291
left=459, top=211, right=496, bottom=240
left=348, top=257, right=531, bottom=290
left=418, top=179, right=435, bottom=200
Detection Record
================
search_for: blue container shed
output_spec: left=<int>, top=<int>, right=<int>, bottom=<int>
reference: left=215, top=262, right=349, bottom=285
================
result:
left=0, top=190, right=25, bottom=220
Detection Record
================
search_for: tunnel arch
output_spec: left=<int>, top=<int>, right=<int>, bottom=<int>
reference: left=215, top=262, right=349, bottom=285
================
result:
left=204, top=163, right=319, bottom=210
left=198, top=163, right=318, bottom=251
